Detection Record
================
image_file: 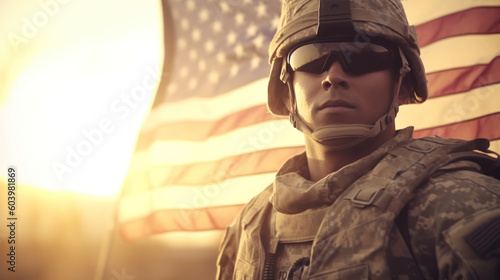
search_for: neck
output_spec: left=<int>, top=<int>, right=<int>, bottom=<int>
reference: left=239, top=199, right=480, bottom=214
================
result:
left=305, top=124, right=397, bottom=182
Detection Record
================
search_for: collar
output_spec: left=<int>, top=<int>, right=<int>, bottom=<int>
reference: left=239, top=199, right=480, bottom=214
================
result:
left=270, top=127, right=414, bottom=214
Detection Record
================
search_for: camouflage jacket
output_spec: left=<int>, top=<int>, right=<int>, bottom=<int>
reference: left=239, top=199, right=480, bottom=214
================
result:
left=216, top=128, right=500, bottom=280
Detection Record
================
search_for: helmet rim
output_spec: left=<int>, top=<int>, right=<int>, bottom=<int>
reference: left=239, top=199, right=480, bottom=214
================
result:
left=267, top=0, right=428, bottom=116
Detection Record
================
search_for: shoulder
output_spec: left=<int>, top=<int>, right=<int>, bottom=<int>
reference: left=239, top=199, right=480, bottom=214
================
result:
left=407, top=163, right=500, bottom=279
left=410, top=163, right=500, bottom=223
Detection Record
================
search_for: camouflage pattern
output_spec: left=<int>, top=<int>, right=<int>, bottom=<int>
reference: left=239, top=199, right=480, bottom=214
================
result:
left=267, top=0, right=427, bottom=116
left=216, top=127, right=500, bottom=279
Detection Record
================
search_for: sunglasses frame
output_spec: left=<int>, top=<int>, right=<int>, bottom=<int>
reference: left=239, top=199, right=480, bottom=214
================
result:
left=286, top=38, right=399, bottom=76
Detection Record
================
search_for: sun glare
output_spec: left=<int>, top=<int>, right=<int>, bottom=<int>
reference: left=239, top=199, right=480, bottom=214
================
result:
left=0, top=0, right=163, bottom=197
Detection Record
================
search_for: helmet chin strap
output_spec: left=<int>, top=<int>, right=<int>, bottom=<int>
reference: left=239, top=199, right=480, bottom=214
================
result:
left=286, top=48, right=410, bottom=151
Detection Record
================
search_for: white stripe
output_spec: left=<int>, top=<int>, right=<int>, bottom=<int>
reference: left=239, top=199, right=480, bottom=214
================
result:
left=120, top=138, right=500, bottom=223
left=143, top=78, right=268, bottom=130
left=402, top=0, right=499, bottom=26
left=119, top=172, right=274, bottom=222
left=146, top=119, right=303, bottom=166
left=397, top=84, right=500, bottom=130
left=489, top=139, right=500, bottom=155
left=420, top=34, right=500, bottom=73
left=134, top=85, right=500, bottom=168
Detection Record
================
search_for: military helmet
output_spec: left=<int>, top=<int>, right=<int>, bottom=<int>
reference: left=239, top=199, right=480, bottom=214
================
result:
left=267, top=0, right=428, bottom=116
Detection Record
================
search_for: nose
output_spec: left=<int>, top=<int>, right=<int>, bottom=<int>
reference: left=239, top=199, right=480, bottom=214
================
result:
left=321, top=61, right=350, bottom=91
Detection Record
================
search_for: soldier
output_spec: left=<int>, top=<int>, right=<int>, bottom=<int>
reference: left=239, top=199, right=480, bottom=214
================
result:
left=217, top=0, right=500, bottom=279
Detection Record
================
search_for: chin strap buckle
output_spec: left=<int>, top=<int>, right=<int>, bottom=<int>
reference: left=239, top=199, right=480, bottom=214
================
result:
left=289, top=114, right=297, bottom=128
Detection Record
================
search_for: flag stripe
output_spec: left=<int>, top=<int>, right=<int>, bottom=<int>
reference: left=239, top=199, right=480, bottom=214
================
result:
left=120, top=173, right=274, bottom=220
left=416, top=7, right=500, bottom=48
left=132, top=83, right=499, bottom=162
left=150, top=146, right=304, bottom=187
left=402, top=0, right=500, bottom=25
left=427, top=56, right=500, bottom=99
left=144, top=120, right=302, bottom=166
left=137, top=104, right=279, bottom=145
left=142, top=77, right=269, bottom=128
left=128, top=113, right=500, bottom=190
left=119, top=2, right=500, bottom=241
left=421, top=34, right=500, bottom=73
left=133, top=59, right=500, bottom=147
left=124, top=84, right=499, bottom=180
left=397, top=83, right=500, bottom=130
left=412, top=112, right=500, bottom=141
left=138, top=32, right=500, bottom=136
left=490, top=139, right=500, bottom=154
left=119, top=204, right=246, bottom=241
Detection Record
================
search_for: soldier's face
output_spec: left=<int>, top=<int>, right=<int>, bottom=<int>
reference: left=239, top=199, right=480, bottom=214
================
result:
left=287, top=60, right=396, bottom=131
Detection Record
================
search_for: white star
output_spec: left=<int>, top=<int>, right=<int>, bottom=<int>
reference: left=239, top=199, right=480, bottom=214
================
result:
left=256, top=2, right=267, bottom=18
left=219, top=2, right=231, bottom=14
left=209, top=71, right=219, bottom=84
left=192, top=29, right=201, bottom=42
left=205, top=40, right=215, bottom=53
left=235, top=12, right=245, bottom=26
left=272, top=16, right=280, bottom=30
left=186, top=0, right=195, bottom=11
left=199, top=9, right=209, bottom=22
left=251, top=56, right=261, bottom=69
left=227, top=31, right=237, bottom=45
left=246, top=23, right=258, bottom=37
left=252, top=34, right=266, bottom=50
left=230, top=64, right=239, bottom=77
left=216, top=52, right=226, bottom=64
left=212, top=20, right=222, bottom=34
left=234, top=44, right=245, bottom=58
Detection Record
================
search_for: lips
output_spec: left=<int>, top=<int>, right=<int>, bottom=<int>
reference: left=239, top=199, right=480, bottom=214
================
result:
left=318, top=99, right=355, bottom=110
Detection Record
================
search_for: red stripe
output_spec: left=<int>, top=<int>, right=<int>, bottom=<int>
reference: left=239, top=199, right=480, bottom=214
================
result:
left=136, top=105, right=282, bottom=148
left=121, top=113, right=500, bottom=241
left=152, top=146, right=304, bottom=187
left=120, top=113, right=500, bottom=241
left=135, top=63, right=499, bottom=146
left=413, top=112, right=500, bottom=140
left=416, top=7, right=500, bottom=48
left=427, top=56, right=500, bottom=98
left=142, top=114, right=500, bottom=188
left=134, top=59, right=499, bottom=146
left=119, top=204, right=245, bottom=241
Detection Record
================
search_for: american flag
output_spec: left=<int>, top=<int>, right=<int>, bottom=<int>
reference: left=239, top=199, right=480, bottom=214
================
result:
left=118, top=0, right=500, bottom=241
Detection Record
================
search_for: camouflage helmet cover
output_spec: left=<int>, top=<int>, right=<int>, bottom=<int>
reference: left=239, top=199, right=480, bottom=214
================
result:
left=267, top=0, right=428, bottom=116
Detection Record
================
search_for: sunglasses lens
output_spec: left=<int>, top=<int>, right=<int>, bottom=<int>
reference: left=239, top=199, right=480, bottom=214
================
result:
left=288, top=42, right=393, bottom=75
left=288, top=44, right=330, bottom=74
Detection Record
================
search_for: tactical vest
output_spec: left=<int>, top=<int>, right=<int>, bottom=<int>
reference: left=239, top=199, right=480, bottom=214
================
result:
left=255, top=136, right=499, bottom=280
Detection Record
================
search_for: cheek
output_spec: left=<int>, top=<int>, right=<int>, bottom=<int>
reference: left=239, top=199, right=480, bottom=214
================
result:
left=355, top=71, right=394, bottom=105
left=292, top=72, right=319, bottom=117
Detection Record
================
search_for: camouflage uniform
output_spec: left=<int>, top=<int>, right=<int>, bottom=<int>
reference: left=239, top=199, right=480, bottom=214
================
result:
left=217, top=0, right=500, bottom=278
left=216, top=127, right=500, bottom=279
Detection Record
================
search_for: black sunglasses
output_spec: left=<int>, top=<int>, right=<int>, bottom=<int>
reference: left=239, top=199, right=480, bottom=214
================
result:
left=287, top=41, right=395, bottom=76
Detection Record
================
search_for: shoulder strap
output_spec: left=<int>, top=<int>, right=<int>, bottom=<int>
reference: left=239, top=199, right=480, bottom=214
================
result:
left=343, top=137, right=498, bottom=212
left=308, top=137, right=498, bottom=279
